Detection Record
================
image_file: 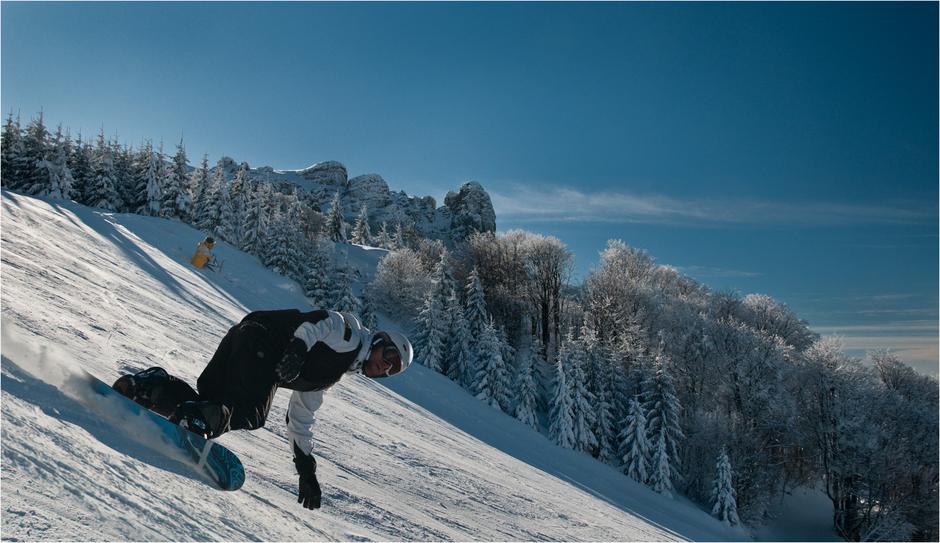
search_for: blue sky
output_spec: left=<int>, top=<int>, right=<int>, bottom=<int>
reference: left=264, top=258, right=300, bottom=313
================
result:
left=2, top=2, right=937, bottom=374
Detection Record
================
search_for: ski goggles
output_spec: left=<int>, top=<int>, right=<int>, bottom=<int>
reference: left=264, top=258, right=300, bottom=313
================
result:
left=371, top=333, right=403, bottom=377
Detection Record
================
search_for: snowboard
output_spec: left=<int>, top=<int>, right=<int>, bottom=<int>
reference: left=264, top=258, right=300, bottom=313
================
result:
left=87, top=373, right=246, bottom=491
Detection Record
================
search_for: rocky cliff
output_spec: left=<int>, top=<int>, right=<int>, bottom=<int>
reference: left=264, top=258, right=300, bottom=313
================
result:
left=213, top=159, right=495, bottom=246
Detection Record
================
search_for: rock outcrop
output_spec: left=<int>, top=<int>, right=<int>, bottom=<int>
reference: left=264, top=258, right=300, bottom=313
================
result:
left=216, top=160, right=496, bottom=246
left=444, top=181, right=497, bottom=243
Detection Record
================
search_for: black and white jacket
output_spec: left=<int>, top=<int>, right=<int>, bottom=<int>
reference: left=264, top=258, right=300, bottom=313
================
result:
left=240, top=309, right=371, bottom=456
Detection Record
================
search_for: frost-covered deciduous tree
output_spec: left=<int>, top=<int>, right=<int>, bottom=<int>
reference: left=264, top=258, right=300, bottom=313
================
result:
left=619, top=397, right=651, bottom=484
left=711, top=446, right=740, bottom=526
left=527, top=233, right=572, bottom=359
left=371, top=248, right=430, bottom=321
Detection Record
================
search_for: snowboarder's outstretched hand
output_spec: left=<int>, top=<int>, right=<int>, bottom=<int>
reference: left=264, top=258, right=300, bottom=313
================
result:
left=276, top=338, right=307, bottom=384
left=293, top=442, right=321, bottom=509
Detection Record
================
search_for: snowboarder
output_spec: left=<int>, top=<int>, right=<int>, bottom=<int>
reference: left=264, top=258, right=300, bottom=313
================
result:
left=112, top=309, right=413, bottom=510
left=190, top=236, right=216, bottom=269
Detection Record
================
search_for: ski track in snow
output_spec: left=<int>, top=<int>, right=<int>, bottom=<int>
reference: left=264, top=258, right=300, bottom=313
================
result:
left=1, top=191, right=742, bottom=541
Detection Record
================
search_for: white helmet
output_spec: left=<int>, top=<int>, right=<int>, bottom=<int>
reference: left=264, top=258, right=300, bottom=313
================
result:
left=370, top=330, right=413, bottom=376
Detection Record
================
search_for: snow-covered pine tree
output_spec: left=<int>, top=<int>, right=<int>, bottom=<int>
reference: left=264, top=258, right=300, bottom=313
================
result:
left=19, top=112, right=51, bottom=196
left=393, top=221, right=406, bottom=249
left=263, top=213, right=304, bottom=282
left=359, top=290, right=378, bottom=330
left=189, top=153, right=210, bottom=222
left=642, top=344, right=684, bottom=485
left=618, top=397, right=651, bottom=484
left=45, top=125, right=75, bottom=200
left=710, top=446, right=740, bottom=526
left=590, top=346, right=618, bottom=463
left=445, top=291, right=473, bottom=389
left=303, top=239, right=333, bottom=307
left=414, top=275, right=447, bottom=373
left=255, top=182, right=277, bottom=253
left=136, top=141, right=161, bottom=216
left=162, top=138, right=190, bottom=220
left=607, top=348, right=634, bottom=434
left=86, top=128, right=120, bottom=210
left=325, top=191, right=346, bottom=242
left=548, top=344, right=576, bottom=449
left=649, top=426, right=675, bottom=498
left=1, top=112, right=24, bottom=188
left=332, top=261, right=361, bottom=314
left=69, top=133, right=93, bottom=205
left=216, top=171, right=236, bottom=243
left=154, top=142, right=173, bottom=215
left=351, top=204, right=371, bottom=245
left=472, top=317, right=510, bottom=410
left=375, top=221, right=392, bottom=249
left=239, top=181, right=261, bottom=253
left=225, top=163, right=251, bottom=245
left=569, top=336, right=598, bottom=454
left=198, top=161, right=225, bottom=233
left=110, top=139, right=133, bottom=211
left=513, top=338, right=540, bottom=430
left=465, top=266, right=488, bottom=337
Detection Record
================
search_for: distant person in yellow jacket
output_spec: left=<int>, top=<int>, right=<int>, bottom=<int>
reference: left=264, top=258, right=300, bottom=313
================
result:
left=191, top=236, right=215, bottom=269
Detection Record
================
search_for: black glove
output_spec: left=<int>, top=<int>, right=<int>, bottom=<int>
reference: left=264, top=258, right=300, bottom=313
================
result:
left=293, top=442, right=321, bottom=509
left=276, top=337, right=308, bottom=384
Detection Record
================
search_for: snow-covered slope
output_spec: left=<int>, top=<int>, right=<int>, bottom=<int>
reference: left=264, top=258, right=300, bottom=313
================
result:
left=1, top=191, right=743, bottom=541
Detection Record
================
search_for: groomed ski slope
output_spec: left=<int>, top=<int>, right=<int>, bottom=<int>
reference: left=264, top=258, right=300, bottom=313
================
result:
left=1, top=190, right=744, bottom=542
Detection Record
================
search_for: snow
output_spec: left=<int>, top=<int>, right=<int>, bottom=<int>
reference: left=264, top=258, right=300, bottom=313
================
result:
left=753, top=487, right=841, bottom=542
left=1, top=190, right=744, bottom=541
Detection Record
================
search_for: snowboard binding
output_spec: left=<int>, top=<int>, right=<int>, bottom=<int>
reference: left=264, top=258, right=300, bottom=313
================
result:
left=112, top=367, right=182, bottom=418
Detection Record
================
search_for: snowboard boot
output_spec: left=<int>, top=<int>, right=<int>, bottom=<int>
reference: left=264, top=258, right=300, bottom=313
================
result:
left=170, top=401, right=232, bottom=439
left=112, top=367, right=199, bottom=418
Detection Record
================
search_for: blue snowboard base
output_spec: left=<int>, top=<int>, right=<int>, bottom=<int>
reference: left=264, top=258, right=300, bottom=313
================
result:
left=88, top=374, right=245, bottom=491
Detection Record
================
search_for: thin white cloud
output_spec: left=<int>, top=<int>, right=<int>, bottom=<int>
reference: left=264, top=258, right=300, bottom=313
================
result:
left=674, top=265, right=762, bottom=279
left=813, top=321, right=939, bottom=376
left=490, top=183, right=935, bottom=226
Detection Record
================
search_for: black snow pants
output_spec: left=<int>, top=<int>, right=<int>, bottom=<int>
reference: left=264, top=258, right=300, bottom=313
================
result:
left=144, top=321, right=280, bottom=437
